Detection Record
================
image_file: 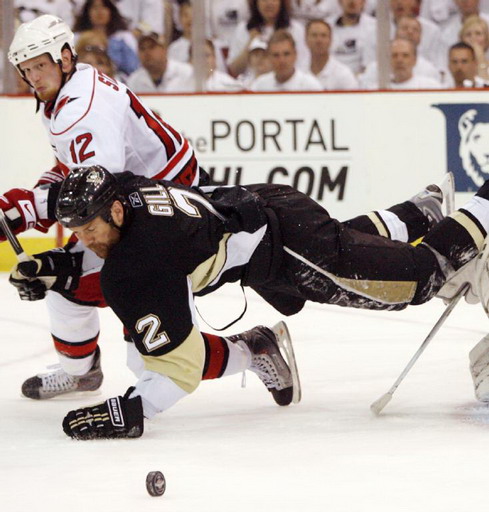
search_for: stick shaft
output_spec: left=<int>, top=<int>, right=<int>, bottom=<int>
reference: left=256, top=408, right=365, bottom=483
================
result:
left=0, top=209, right=28, bottom=261
left=385, top=284, right=469, bottom=396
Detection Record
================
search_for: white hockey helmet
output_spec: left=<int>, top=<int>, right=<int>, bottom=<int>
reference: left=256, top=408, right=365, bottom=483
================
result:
left=8, top=14, right=76, bottom=71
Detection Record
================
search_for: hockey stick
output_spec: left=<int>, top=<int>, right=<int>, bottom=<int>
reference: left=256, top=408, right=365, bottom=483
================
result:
left=0, top=209, right=30, bottom=262
left=370, top=282, right=469, bottom=415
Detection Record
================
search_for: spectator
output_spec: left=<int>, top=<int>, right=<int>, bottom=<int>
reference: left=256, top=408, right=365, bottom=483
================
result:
left=168, top=0, right=192, bottom=63
left=238, top=37, right=273, bottom=88
left=77, top=45, right=118, bottom=79
left=227, top=0, right=309, bottom=77
left=448, top=41, right=488, bottom=86
left=75, top=29, right=109, bottom=52
left=191, top=40, right=244, bottom=92
left=360, top=16, right=443, bottom=87
left=328, top=0, right=376, bottom=75
left=459, top=14, right=489, bottom=80
left=442, top=0, right=489, bottom=48
left=250, top=29, right=322, bottom=91
left=126, top=33, right=193, bottom=92
left=205, top=0, right=250, bottom=52
left=290, top=0, right=339, bottom=24
left=420, top=0, right=458, bottom=29
left=304, top=19, right=359, bottom=89
left=15, top=0, right=77, bottom=26
left=388, top=38, right=442, bottom=89
left=113, top=0, right=165, bottom=37
left=73, top=0, right=140, bottom=78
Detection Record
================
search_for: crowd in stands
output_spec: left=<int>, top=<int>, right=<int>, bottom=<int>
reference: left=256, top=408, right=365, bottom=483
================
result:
left=6, top=0, right=489, bottom=93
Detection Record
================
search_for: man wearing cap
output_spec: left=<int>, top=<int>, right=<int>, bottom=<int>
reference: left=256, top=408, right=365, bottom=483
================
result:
left=126, top=32, right=194, bottom=93
left=250, top=29, right=322, bottom=92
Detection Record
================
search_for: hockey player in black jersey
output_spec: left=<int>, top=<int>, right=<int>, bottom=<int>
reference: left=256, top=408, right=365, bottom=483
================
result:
left=13, top=165, right=480, bottom=440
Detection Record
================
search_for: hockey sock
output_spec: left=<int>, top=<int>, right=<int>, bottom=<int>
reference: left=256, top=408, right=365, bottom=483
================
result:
left=201, top=333, right=251, bottom=379
left=343, top=201, right=428, bottom=243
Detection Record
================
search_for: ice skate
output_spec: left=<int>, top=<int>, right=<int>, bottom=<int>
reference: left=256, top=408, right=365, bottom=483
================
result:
left=229, top=321, right=301, bottom=406
left=21, top=346, right=103, bottom=400
left=410, top=172, right=455, bottom=227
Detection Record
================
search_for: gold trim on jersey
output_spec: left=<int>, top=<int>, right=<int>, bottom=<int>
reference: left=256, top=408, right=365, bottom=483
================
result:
left=335, top=276, right=417, bottom=303
left=367, top=212, right=389, bottom=238
left=189, top=233, right=231, bottom=292
left=450, top=210, right=486, bottom=250
left=142, top=326, right=205, bottom=394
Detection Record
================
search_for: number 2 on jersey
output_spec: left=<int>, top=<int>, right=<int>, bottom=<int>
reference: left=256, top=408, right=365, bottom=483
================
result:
left=136, top=314, right=170, bottom=352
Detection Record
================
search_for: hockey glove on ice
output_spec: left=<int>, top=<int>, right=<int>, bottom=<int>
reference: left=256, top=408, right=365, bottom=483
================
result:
left=62, top=388, right=144, bottom=440
left=9, top=249, right=83, bottom=301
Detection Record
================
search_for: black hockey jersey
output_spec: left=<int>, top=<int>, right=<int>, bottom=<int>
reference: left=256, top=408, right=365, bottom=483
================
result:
left=101, top=173, right=270, bottom=357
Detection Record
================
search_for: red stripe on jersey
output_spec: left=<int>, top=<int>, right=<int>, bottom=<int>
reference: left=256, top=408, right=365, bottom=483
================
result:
left=73, top=271, right=107, bottom=307
left=153, top=138, right=190, bottom=180
left=169, top=153, right=198, bottom=187
left=201, top=333, right=229, bottom=380
left=126, top=89, right=177, bottom=157
left=50, top=69, right=97, bottom=136
left=52, top=333, right=99, bottom=358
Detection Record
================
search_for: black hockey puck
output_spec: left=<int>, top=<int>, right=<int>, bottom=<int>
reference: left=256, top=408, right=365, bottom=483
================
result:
left=146, top=471, right=166, bottom=497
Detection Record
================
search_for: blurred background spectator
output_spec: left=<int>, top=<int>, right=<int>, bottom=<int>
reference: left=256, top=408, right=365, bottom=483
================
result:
left=446, top=41, right=487, bottom=87
left=441, top=0, right=489, bottom=49
left=227, top=0, right=309, bottom=78
left=190, top=39, right=244, bottom=91
left=303, top=19, right=359, bottom=89
left=459, top=14, right=489, bottom=80
left=237, top=37, right=272, bottom=88
left=126, top=33, right=193, bottom=92
left=73, top=0, right=139, bottom=78
left=249, top=29, right=322, bottom=91
left=328, top=0, right=377, bottom=76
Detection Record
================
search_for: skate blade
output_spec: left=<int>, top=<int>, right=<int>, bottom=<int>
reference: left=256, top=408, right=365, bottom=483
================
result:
left=439, top=172, right=455, bottom=216
left=272, top=321, right=302, bottom=404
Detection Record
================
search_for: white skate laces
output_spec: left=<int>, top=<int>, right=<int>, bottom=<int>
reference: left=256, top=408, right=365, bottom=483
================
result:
left=39, top=364, right=78, bottom=393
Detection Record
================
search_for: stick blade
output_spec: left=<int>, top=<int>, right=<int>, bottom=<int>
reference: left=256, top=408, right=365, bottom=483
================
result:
left=370, top=393, right=392, bottom=415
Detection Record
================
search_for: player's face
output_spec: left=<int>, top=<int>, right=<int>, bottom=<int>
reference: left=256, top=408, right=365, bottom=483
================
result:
left=306, top=22, right=331, bottom=54
left=72, top=215, right=121, bottom=260
left=269, top=39, right=297, bottom=82
left=18, top=53, right=63, bottom=101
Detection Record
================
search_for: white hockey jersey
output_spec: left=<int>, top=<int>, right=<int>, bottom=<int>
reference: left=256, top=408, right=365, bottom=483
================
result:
left=40, top=64, right=199, bottom=188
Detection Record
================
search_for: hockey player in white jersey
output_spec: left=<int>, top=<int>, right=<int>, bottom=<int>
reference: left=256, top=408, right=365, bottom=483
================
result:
left=3, top=14, right=301, bottom=405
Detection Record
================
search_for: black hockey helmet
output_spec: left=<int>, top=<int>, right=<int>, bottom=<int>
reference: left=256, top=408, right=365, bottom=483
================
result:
left=56, top=165, right=118, bottom=228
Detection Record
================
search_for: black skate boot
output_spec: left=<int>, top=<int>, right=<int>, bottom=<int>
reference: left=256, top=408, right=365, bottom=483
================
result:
left=21, top=346, right=103, bottom=400
left=228, top=322, right=301, bottom=406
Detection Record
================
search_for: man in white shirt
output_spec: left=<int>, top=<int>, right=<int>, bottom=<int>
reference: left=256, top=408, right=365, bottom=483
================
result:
left=328, top=0, right=376, bottom=75
left=388, top=37, right=443, bottom=89
left=447, top=41, right=489, bottom=87
left=250, top=29, right=322, bottom=91
left=304, top=19, right=359, bottom=90
left=127, top=33, right=193, bottom=93
left=360, top=17, right=443, bottom=87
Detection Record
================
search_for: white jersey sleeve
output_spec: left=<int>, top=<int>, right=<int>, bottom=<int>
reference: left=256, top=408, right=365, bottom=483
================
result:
left=43, top=64, right=200, bottom=187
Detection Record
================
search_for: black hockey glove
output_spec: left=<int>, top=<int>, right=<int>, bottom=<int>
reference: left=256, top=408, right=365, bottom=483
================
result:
left=9, top=249, right=83, bottom=301
left=62, top=388, right=144, bottom=440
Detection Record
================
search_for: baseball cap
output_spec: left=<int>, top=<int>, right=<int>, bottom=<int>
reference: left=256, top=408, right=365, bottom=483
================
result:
left=249, top=37, right=268, bottom=52
left=138, top=32, right=165, bottom=49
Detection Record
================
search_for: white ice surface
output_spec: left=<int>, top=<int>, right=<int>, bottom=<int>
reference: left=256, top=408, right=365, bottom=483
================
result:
left=1, top=274, right=489, bottom=512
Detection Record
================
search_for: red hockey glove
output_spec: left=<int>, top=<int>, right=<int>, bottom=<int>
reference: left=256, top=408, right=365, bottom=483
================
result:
left=0, top=188, right=38, bottom=242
